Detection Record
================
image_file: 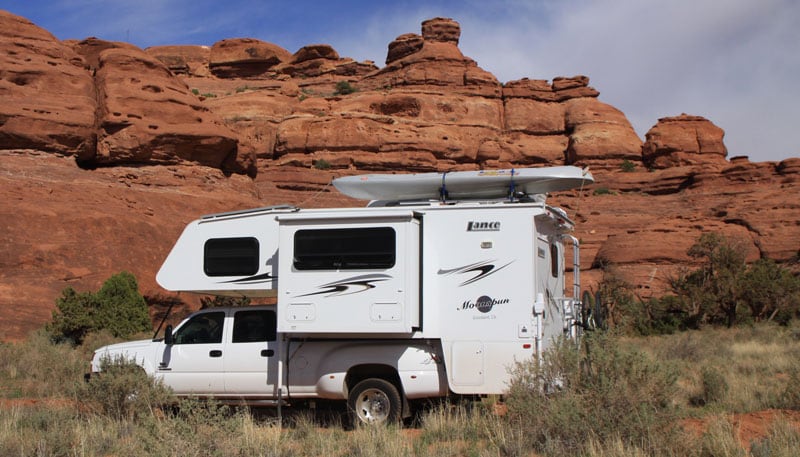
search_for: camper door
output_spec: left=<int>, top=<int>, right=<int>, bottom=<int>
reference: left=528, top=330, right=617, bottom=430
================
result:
left=276, top=211, right=420, bottom=334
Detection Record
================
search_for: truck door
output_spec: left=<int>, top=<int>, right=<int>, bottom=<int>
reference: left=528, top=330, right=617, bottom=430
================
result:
left=157, top=310, right=226, bottom=394
left=223, top=309, right=280, bottom=396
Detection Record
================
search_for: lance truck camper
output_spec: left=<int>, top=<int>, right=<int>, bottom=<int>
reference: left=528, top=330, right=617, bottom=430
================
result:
left=90, top=166, right=594, bottom=424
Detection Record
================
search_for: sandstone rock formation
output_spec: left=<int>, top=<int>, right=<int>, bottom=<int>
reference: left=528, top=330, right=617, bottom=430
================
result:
left=78, top=39, right=247, bottom=173
left=0, top=10, right=798, bottom=340
left=643, top=114, right=728, bottom=169
left=0, top=11, right=96, bottom=159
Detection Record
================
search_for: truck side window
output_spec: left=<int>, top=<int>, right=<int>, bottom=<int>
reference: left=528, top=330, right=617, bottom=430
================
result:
left=293, top=227, right=395, bottom=270
left=174, top=312, right=225, bottom=344
left=232, top=310, right=277, bottom=343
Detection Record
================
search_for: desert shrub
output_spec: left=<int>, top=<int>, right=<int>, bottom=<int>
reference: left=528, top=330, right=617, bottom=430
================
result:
left=779, top=367, right=800, bottom=410
left=82, top=355, right=173, bottom=420
left=620, top=159, right=636, bottom=172
left=0, top=329, right=87, bottom=398
left=313, top=158, right=331, bottom=170
left=48, top=271, right=152, bottom=344
left=593, top=187, right=615, bottom=196
left=669, top=233, right=800, bottom=328
left=699, top=365, right=730, bottom=406
left=655, top=233, right=800, bottom=329
left=739, top=258, right=800, bottom=324
left=505, top=333, right=683, bottom=455
left=333, top=80, right=357, bottom=95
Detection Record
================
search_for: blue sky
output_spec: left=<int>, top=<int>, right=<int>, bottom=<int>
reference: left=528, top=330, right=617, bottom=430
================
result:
left=3, top=0, right=798, bottom=162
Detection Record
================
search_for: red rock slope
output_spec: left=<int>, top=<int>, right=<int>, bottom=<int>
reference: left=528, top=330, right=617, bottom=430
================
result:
left=0, top=11, right=797, bottom=340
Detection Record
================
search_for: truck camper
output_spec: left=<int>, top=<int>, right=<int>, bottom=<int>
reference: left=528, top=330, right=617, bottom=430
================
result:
left=90, top=166, right=594, bottom=424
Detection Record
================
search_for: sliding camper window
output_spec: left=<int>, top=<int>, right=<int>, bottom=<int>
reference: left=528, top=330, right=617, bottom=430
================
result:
left=204, top=237, right=260, bottom=277
left=293, top=227, right=395, bottom=270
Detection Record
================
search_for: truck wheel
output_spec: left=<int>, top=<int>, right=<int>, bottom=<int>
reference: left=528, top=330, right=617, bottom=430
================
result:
left=347, top=378, right=402, bottom=425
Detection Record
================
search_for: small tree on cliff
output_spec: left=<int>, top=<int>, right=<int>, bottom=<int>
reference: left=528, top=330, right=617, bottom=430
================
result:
left=48, top=271, right=152, bottom=344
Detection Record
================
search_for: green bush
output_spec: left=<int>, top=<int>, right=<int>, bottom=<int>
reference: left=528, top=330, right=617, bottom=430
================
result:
left=592, top=187, right=615, bottom=196
left=620, top=159, right=636, bottom=172
left=333, top=81, right=357, bottom=95
left=313, top=159, right=331, bottom=170
left=48, top=272, right=152, bottom=344
left=670, top=233, right=800, bottom=328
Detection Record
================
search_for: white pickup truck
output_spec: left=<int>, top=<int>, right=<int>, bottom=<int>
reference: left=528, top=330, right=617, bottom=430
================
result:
left=90, top=305, right=448, bottom=424
left=90, top=167, right=592, bottom=424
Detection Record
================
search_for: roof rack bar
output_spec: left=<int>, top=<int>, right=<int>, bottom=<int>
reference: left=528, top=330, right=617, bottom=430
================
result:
left=201, top=204, right=299, bottom=220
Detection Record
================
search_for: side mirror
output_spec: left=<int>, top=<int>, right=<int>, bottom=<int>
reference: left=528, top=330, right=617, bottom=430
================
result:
left=164, top=324, right=174, bottom=345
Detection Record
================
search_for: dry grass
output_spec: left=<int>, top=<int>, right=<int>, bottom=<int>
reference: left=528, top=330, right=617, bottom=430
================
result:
left=2, top=323, right=800, bottom=456
left=639, top=322, right=800, bottom=414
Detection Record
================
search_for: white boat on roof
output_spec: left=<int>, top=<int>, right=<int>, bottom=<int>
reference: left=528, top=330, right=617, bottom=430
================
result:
left=332, top=166, right=593, bottom=201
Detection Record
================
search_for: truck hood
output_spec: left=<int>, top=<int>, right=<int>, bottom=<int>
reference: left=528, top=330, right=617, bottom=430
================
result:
left=91, top=338, right=159, bottom=372
left=95, top=338, right=154, bottom=355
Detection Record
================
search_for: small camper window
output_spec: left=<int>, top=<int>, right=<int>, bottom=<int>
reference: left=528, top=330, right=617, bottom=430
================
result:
left=294, top=227, right=395, bottom=270
left=204, top=237, right=260, bottom=277
left=550, top=243, right=559, bottom=278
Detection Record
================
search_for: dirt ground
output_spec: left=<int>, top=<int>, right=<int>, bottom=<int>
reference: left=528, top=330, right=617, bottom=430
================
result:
left=682, top=409, right=800, bottom=449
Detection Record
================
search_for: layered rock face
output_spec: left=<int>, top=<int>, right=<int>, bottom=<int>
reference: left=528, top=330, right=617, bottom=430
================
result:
left=0, top=11, right=96, bottom=158
left=0, top=12, right=798, bottom=340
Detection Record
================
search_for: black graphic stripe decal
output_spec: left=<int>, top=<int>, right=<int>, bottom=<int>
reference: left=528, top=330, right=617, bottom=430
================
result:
left=296, top=273, right=392, bottom=298
left=219, top=272, right=277, bottom=285
left=438, top=260, right=514, bottom=286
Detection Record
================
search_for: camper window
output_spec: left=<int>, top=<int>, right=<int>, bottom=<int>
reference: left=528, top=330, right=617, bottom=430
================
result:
left=293, top=227, right=396, bottom=270
left=550, top=243, right=559, bottom=278
left=204, top=237, right=260, bottom=277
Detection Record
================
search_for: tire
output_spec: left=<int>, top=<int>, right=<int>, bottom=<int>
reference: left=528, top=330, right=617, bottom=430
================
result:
left=347, top=378, right=402, bottom=425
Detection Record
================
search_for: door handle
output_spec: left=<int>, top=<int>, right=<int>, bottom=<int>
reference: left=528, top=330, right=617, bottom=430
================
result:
left=261, top=349, right=275, bottom=357
left=209, top=350, right=222, bottom=358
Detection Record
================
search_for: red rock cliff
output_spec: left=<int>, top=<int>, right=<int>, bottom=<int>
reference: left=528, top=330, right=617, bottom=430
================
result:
left=0, top=12, right=798, bottom=340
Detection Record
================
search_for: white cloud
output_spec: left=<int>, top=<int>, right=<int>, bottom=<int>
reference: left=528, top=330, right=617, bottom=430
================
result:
left=454, top=0, right=800, bottom=161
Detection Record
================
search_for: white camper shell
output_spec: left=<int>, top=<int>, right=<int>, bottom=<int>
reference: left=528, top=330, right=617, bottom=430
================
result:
left=94, top=166, right=593, bottom=423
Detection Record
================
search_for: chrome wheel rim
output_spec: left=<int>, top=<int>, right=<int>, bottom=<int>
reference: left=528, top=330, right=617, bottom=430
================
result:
left=355, top=388, right=390, bottom=423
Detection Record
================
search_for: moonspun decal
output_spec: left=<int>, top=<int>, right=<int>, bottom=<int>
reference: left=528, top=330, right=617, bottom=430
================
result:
left=296, top=274, right=392, bottom=298
left=219, top=272, right=277, bottom=285
left=437, top=260, right=514, bottom=286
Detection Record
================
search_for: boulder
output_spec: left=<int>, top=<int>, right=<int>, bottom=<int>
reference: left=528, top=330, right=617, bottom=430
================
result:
left=364, top=18, right=500, bottom=96
left=421, top=17, right=461, bottom=43
left=146, top=45, right=211, bottom=76
left=0, top=11, right=96, bottom=158
left=503, top=76, right=600, bottom=102
left=386, top=33, right=424, bottom=64
left=643, top=114, right=728, bottom=168
left=209, top=38, right=292, bottom=78
left=73, top=40, right=249, bottom=172
left=564, top=97, right=643, bottom=165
